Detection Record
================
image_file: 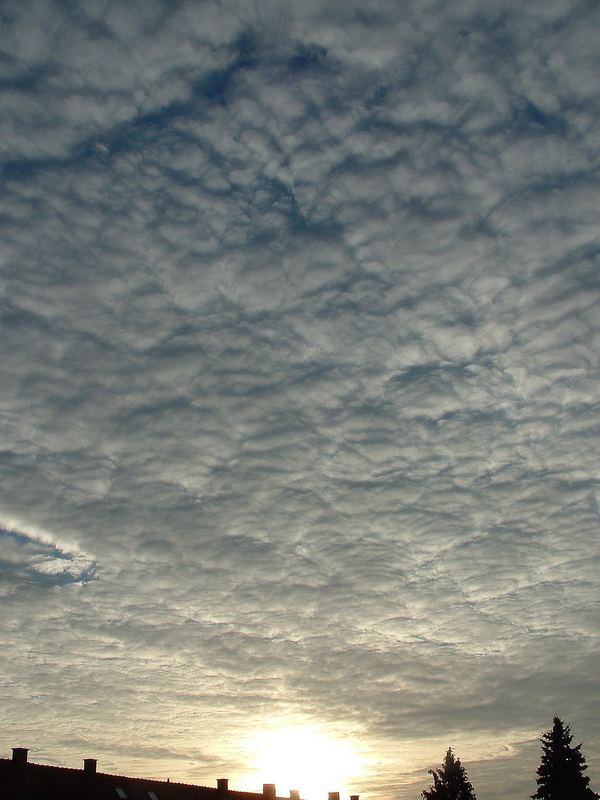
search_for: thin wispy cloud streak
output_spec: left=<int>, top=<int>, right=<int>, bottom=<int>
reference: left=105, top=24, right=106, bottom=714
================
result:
left=1, top=1, right=599, bottom=799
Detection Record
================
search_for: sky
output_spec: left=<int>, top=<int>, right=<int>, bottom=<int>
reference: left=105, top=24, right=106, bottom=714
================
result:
left=1, top=1, right=599, bottom=799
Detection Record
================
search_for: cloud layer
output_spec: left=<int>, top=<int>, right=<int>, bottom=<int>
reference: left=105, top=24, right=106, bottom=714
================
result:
left=1, top=1, right=599, bottom=798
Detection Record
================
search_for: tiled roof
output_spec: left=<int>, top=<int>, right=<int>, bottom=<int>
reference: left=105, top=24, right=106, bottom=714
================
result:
left=0, top=758, right=290, bottom=800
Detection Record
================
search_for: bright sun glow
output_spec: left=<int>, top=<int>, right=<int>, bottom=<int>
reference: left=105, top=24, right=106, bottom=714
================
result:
left=244, top=722, right=363, bottom=800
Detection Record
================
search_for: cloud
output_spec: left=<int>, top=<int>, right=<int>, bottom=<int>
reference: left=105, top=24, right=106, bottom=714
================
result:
left=1, top=0, right=600, bottom=798
left=0, top=526, right=96, bottom=590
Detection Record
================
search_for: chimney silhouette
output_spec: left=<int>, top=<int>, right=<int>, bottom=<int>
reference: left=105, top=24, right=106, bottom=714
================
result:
left=328, top=793, right=340, bottom=800
left=84, top=759, right=97, bottom=776
left=263, top=784, right=276, bottom=800
left=350, top=795, right=360, bottom=800
left=12, top=749, right=28, bottom=765
left=217, top=779, right=229, bottom=792
left=290, top=792, right=300, bottom=800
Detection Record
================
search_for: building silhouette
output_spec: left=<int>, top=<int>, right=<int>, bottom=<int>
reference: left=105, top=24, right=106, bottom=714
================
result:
left=1, top=748, right=359, bottom=800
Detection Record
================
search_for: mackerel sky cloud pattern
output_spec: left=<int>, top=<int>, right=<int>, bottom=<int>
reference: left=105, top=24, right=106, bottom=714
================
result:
left=1, top=1, right=599, bottom=799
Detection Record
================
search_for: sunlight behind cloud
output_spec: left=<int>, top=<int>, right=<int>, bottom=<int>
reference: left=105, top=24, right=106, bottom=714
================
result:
left=242, top=721, right=364, bottom=800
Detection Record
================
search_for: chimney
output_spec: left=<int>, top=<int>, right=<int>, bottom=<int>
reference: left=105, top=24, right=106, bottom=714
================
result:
left=263, top=784, right=276, bottom=800
left=328, top=793, right=340, bottom=800
left=84, top=759, right=97, bottom=776
left=350, top=795, right=360, bottom=800
left=290, top=792, right=300, bottom=800
left=12, top=749, right=28, bottom=766
left=217, top=779, right=229, bottom=792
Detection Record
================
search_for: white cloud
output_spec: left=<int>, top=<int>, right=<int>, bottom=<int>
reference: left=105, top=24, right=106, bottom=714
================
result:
left=1, top=1, right=599, bottom=798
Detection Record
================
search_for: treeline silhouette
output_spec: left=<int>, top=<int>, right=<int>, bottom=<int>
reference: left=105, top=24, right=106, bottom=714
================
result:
left=420, top=717, right=598, bottom=800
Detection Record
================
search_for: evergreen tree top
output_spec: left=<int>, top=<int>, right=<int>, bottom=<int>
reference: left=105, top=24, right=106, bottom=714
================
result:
left=422, top=747, right=477, bottom=800
left=532, top=717, right=598, bottom=800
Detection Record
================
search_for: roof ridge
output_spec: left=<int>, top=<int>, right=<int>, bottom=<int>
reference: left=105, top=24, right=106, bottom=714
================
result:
left=0, top=760, right=288, bottom=798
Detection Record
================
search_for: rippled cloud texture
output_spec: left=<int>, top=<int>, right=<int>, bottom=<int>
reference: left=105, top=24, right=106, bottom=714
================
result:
left=1, top=1, right=599, bottom=798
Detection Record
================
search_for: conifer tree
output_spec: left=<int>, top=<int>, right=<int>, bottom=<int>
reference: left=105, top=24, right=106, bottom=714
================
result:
left=421, top=748, right=477, bottom=800
left=532, top=716, right=598, bottom=800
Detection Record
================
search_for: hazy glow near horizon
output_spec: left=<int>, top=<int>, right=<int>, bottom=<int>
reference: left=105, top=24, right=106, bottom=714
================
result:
left=243, top=723, right=364, bottom=800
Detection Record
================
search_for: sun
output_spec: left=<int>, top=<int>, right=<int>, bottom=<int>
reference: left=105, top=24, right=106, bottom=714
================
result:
left=243, top=721, right=363, bottom=800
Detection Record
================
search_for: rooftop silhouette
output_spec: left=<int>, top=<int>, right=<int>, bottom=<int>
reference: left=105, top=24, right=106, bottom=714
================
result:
left=1, top=748, right=358, bottom=800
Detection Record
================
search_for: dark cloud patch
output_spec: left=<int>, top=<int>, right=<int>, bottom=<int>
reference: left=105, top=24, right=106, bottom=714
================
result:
left=0, top=527, right=96, bottom=588
left=287, top=44, right=331, bottom=75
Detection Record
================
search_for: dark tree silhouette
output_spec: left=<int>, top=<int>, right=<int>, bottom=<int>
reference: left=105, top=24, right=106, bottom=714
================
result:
left=421, top=748, right=477, bottom=800
left=532, top=716, right=598, bottom=800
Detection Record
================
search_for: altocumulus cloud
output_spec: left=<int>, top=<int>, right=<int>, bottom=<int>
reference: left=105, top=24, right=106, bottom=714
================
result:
left=1, top=0, right=599, bottom=799
left=0, top=525, right=96, bottom=587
